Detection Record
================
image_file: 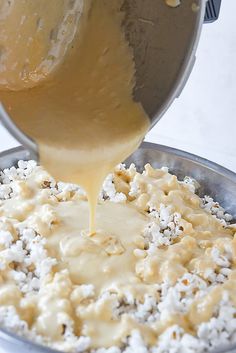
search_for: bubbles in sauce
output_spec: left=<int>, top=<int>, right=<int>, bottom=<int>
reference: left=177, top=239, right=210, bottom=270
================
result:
left=0, top=0, right=149, bottom=233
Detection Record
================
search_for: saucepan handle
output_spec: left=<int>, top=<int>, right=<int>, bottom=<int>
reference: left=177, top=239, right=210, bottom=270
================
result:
left=204, top=0, right=222, bottom=23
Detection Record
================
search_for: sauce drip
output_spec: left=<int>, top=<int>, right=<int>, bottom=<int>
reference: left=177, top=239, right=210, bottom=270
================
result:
left=0, top=0, right=149, bottom=233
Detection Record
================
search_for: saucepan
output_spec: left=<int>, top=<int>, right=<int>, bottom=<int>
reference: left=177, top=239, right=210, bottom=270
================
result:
left=0, top=0, right=221, bottom=160
left=0, top=141, right=235, bottom=353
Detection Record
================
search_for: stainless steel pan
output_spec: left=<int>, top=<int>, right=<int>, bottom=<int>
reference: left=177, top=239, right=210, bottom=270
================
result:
left=0, top=0, right=207, bottom=160
left=0, top=141, right=235, bottom=353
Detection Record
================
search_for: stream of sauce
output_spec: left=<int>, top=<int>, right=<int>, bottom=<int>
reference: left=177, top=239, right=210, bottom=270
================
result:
left=0, top=0, right=149, bottom=233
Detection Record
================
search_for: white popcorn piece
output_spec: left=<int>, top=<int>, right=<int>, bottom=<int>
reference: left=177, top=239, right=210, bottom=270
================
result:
left=201, top=195, right=233, bottom=225
left=211, top=247, right=231, bottom=268
left=102, top=174, right=127, bottom=203
left=180, top=176, right=200, bottom=193
left=0, top=230, right=13, bottom=247
left=0, top=184, right=12, bottom=199
left=143, top=204, right=183, bottom=248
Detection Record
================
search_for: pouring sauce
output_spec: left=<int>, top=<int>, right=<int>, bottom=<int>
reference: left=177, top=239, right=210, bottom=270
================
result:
left=0, top=0, right=149, bottom=233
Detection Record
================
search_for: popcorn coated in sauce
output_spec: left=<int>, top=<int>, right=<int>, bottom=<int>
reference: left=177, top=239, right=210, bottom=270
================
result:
left=0, top=161, right=235, bottom=353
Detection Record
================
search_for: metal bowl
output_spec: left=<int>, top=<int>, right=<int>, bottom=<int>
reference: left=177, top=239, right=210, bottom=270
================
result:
left=0, top=142, right=235, bottom=353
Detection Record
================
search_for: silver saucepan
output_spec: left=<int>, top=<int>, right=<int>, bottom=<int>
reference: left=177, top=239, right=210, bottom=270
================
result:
left=0, top=0, right=219, bottom=160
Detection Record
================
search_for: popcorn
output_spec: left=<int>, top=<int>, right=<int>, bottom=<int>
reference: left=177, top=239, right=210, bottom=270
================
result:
left=70, top=284, right=95, bottom=304
left=123, top=330, right=148, bottom=353
left=102, top=173, right=127, bottom=202
left=201, top=195, right=233, bottom=226
left=180, top=176, right=200, bottom=194
left=0, top=240, right=26, bottom=264
left=0, top=184, right=12, bottom=200
left=197, top=292, right=236, bottom=350
left=0, top=230, right=13, bottom=247
left=211, top=247, right=231, bottom=268
left=143, top=204, right=183, bottom=248
left=113, top=292, right=160, bottom=324
left=0, top=306, right=32, bottom=336
left=0, top=160, right=235, bottom=353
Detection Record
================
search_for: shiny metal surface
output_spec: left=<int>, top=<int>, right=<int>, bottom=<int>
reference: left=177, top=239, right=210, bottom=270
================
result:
left=0, top=0, right=205, bottom=159
left=0, top=142, right=235, bottom=353
left=122, top=0, right=205, bottom=122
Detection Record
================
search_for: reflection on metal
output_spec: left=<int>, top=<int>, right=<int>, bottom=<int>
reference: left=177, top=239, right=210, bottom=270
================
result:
left=122, top=0, right=205, bottom=122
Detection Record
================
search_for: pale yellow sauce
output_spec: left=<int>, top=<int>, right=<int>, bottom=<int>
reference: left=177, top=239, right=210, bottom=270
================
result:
left=0, top=0, right=149, bottom=233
